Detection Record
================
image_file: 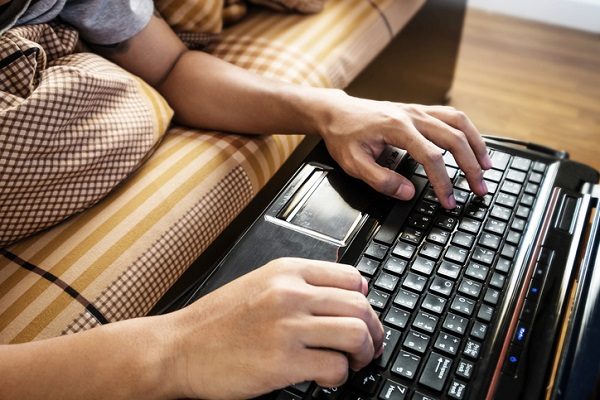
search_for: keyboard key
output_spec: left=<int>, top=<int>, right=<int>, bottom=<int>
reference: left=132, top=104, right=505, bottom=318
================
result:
left=478, top=232, right=501, bottom=250
left=391, top=351, right=420, bottom=380
left=501, top=243, right=517, bottom=259
left=463, top=204, right=487, bottom=220
left=463, top=339, right=481, bottom=360
left=412, top=311, right=438, bottom=334
left=403, top=272, right=428, bottom=293
left=529, top=172, right=543, bottom=184
left=454, top=176, right=470, bottom=191
left=445, top=246, right=469, bottom=265
left=437, top=261, right=461, bottom=280
left=484, top=219, right=507, bottom=237
left=435, top=215, right=458, bottom=231
left=451, top=231, right=475, bottom=249
left=489, top=272, right=506, bottom=289
left=365, top=242, right=389, bottom=260
left=419, top=352, right=452, bottom=391
left=511, top=157, right=531, bottom=171
left=453, top=189, right=470, bottom=204
left=484, top=168, right=503, bottom=182
left=350, top=369, right=381, bottom=395
left=458, top=278, right=483, bottom=298
left=447, top=380, right=467, bottom=400
left=377, top=326, right=402, bottom=367
left=412, top=392, right=438, bottom=400
left=434, top=332, right=461, bottom=356
left=423, top=188, right=440, bottom=203
left=464, top=262, right=489, bottom=281
left=471, top=321, right=488, bottom=341
left=471, top=246, right=495, bottom=265
left=501, top=180, right=522, bottom=195
left=443, top=203, right=464, bottom=217
left=378, top=380, right=408, bottom=400
left=495, top=257, right=511, bottom=273
left=490, top=205, right=512, bottom=221
left=456, top=359, right=474, bottom=380
left=421, top=293, right=447, bottom=315
left=506, top=169, right=526, bottom=183
left=385, top=307, right=410, bottom=329
left=430, top=276, right=455, bottom=297
left=490, top=150, right=510, bottom=171
left=533, top=161, right=546, bottom=173
left=485, top=180, right=498, bottom=195
left=511, top=218, right=526, bottom=232
left=409, top=214, right=432, bottom=230
left=356, top=256, right=379, bottom=276
left=383, top=256, right=408, bottom=276
left=419, top=243, right=443, bottom=261
left=451, top=296, right=476, bottom=316
left=375, top=272, right=400, bottom=292
left=399, top=228, right=425, bottom=245
left=443, top=313, right=468, bottom=336
left=483, top=288, right=500, bottom=305
left=403, top=330, right=431, bottom=354
left=427, top=227, right=451, bottom=245
left=368, top=289, right=390, bottom=310
left=393, top=242, right=417, bottom=259
left=458, top=217, right=481, bottom=234
left=444, top=152, right=459, bottom=168
left=312, top=387, right=341, bottom=400
left=506, top=230, right=522, bottom=245
left=471, top=194, right=493, bottom=208
left=516, top=205, right=531, bottom=219
left=520, top=193, right=535, bottom=207
left=525, top=182, right=539, bottom=195
left=477, top=304, right=494, bottom=322
left=394, top=289, right=420, bottom=311
left=290, top=381, right=311, bottom=394
left=496, top=192, right=517, bottom=208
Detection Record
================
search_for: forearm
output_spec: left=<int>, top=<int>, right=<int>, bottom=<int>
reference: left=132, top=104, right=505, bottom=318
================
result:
left=156, top=50, right=332, bottom=136
left=0, top=316, right=177, bottom=400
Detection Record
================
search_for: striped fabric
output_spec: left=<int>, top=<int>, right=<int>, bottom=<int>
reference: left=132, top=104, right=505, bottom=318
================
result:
left=0, top=0, right=425, bottom=343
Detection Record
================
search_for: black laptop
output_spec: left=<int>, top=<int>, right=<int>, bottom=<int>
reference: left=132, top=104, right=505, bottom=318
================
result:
left=174, top=137, right=600, bottom=400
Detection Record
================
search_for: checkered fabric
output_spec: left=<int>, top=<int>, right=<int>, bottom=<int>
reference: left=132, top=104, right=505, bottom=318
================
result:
left=0, top=0, right=425, bottom=343
left=0, top=23, right=173, bottom=246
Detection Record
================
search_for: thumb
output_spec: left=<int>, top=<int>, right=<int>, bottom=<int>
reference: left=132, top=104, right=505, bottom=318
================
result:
left=353, top=152, right=415, bottom=200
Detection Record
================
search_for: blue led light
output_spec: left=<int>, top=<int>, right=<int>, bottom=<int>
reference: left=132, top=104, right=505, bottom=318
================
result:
left=509, top=355, right=518, bottom=363
left=531, top=287, right=539, bottom=294
left=516, top=327, right=527, bottom=342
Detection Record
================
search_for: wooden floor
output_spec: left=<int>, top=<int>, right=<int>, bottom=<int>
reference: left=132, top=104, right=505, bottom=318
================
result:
left=449, top=9, right=600, bottom=173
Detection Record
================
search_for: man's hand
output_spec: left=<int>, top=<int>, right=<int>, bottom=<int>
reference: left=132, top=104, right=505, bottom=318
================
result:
left=309, top=90, right=492, bottom=209
left=166, top=258, right=384, bottom=399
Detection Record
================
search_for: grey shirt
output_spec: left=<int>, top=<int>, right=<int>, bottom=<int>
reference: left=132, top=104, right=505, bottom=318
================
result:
left=0, top=0, right=153, bottom=45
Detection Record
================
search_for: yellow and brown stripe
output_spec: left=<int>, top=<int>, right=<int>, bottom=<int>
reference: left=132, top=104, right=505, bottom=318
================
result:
left=0, top=0, right=425, bottom=343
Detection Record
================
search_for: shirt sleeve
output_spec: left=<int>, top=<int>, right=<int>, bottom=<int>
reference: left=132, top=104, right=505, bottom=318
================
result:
left=59, top=0, right=154, bottom=45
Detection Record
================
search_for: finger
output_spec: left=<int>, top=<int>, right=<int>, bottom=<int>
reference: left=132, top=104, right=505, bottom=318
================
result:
left=389, top=126, right=455, bottom=209
left=294, top=259, right=368, bottom=294
left=299, top=317, right=375, bottom=371
left=425, top=106, right=492, bottom=170
left=305, top=287, right=384, bottom=355
left=413, top=114, right=488, bottom=196
left=352, top=150, right=416, bottom=200
left=296, top=348, right=350, bottom=388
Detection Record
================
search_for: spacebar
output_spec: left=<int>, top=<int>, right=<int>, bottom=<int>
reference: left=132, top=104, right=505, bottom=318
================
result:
left=373, top=175, right=428, bottom=245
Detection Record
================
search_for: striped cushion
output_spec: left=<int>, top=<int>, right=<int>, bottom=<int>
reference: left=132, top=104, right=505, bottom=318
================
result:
left=0, top=0, right=425, bottom=343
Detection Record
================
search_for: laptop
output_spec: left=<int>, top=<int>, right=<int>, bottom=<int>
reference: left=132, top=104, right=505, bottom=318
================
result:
left=171, top=136, right=600, bottom=400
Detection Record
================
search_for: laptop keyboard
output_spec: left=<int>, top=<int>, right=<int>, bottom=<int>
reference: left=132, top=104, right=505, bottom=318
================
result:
left=279, top=150, right=547, bottom=400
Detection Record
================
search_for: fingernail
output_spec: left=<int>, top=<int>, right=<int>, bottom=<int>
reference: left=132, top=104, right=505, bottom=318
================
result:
left=484, top=154, right=493, bottom=170
left=361, top=277, right=368, bottom=295
left=446, top=194, right=456, bottom=209
left=480, top=180, right=488, bottom=194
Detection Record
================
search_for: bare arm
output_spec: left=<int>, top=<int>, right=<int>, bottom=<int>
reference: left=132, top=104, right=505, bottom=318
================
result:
left=97, top=15, right=492, bottom=209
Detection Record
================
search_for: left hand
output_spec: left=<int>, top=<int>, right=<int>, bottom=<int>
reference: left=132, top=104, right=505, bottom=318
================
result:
left=311, top=90, right=492, bottom=209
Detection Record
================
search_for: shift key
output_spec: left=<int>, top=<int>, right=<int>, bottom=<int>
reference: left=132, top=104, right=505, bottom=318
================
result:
left=418, top=352, right=453, bottom=391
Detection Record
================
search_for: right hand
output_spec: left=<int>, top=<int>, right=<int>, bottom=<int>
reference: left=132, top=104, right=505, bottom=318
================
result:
left=164, top=258, right=384, bottom=399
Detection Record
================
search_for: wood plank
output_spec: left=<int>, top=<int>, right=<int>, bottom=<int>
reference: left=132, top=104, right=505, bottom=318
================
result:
left=450, top=9, right=600, bottom=173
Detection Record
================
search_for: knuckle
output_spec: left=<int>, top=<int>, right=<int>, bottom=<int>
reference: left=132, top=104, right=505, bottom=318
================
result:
left=424, top=148, right=444, bottom=165
left=447, top=129, right=468, bottom=148
left=327, top=355, right=350, bottom=386
left=453, top=110, right=469, bottom=127
left=348, top=321, right=370, bottom=353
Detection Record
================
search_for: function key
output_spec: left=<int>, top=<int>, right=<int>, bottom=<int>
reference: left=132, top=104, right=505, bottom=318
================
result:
left=511, top=157, right=532, bottom=171
left=532, top=161, right=547, bottom=173
left=378, top=380, right=408, bottom=400
left=490, top=150, right=511, bottom=171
